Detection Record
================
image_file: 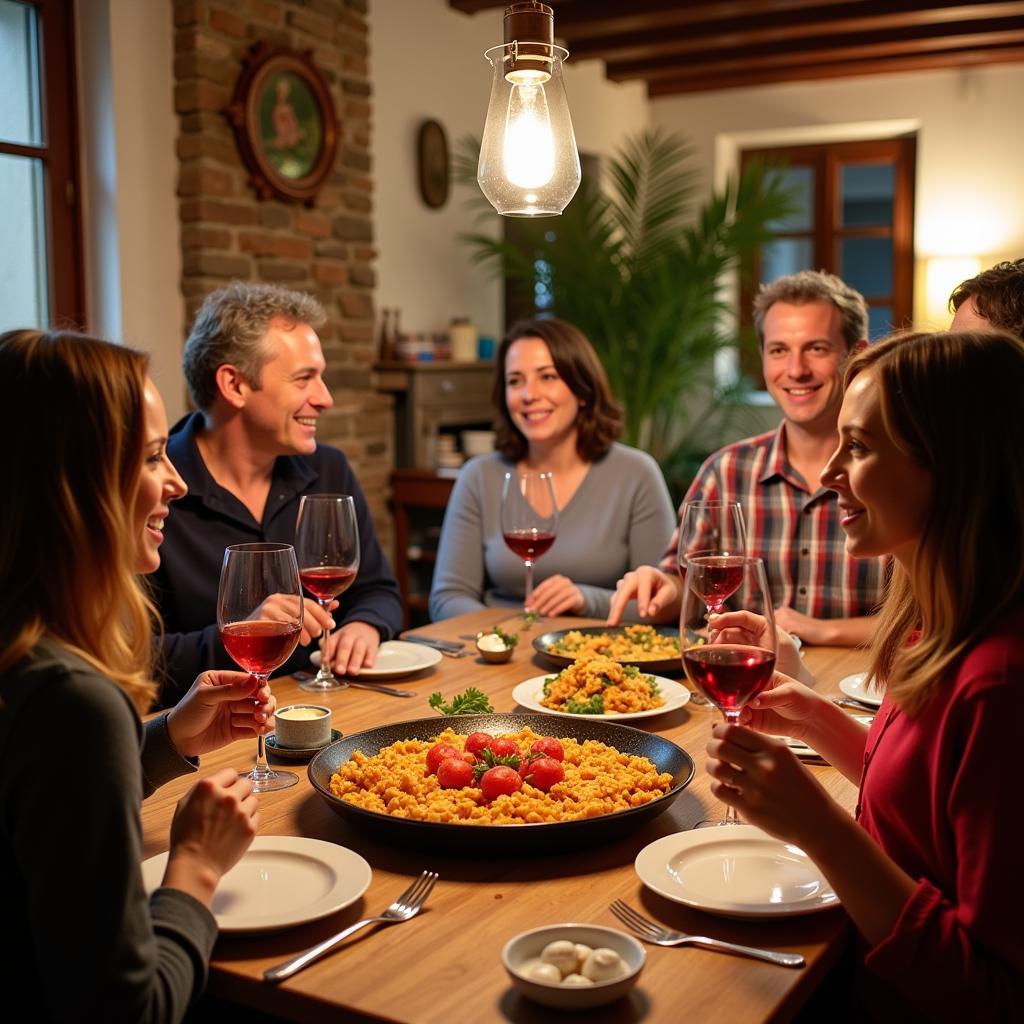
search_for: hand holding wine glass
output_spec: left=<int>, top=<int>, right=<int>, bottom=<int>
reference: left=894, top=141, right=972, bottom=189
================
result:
left=217, top=542, right=303, bottom=793
left=501, top=471, right=558, bottom=613
left=681, top=556, right=777, bottom=826
left=295, top=494, right=360, bottom=691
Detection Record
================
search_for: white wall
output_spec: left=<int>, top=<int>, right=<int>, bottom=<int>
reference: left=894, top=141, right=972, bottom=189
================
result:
left=370, top=0, right=648, bottom=342
left=77, top=0, right=185, bottom=419
left=651, top=64, right=1024, bottom=330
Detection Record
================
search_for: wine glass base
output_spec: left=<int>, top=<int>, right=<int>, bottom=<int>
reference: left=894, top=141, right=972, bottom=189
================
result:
left=299, top=674, right=349, bottom=692
left=244, top=767, right=299, bottom=793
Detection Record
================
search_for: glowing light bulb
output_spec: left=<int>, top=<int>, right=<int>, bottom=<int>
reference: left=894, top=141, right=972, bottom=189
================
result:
left=502, top=78, right=555, bottom=189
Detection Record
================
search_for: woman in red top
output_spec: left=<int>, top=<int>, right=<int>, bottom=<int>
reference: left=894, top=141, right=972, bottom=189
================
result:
left=706, top=329, right=1024, bottom=1020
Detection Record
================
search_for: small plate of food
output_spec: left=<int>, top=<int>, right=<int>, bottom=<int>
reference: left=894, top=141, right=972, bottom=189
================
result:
left=512, top=655, right=690, bottom=720
left=533, top=624, right=684, bottom=674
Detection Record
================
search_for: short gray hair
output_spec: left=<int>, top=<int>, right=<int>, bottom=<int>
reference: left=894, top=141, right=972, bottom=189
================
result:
left=183, top=281, right=327, bottom=410
left=752, top=269, right=868, bottom=350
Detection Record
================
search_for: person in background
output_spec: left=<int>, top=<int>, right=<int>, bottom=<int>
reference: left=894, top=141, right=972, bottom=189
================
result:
left=707, top=330, right=1024, bottom=1020
left=0, top=329, right=275, bottom=1022
left=152, top=282, right=402, bottom=704
left=949, top=257, right=1024, bottom=338
left=430, top=317, right=676, bottom=621
left=609, top=270, right=886, bottom=646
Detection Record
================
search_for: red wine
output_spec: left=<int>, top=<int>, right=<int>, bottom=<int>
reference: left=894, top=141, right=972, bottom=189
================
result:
left=220, top=619, right=301, bottom=675
left=683, top=644, right=776, bottom=712
left=503, top=529, right=556, bottom=561
left=688, top=555, right=745, bottom=611
left=300, top=565, right=357, bottom=601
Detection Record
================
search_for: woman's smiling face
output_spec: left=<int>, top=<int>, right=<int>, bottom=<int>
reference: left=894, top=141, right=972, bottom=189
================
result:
left=820, top=370, right=932, bottom=568
left=503, top=337, right=580, bottom=453
left=133, top=379, right=186, bottom=574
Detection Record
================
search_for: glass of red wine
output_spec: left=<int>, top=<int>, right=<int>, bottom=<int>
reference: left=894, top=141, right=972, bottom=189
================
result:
left=677, top=500, right=747, bottom=706
left=501, top=471, right=558, bottom=613
left=217, top=542, right=303, bottom=793
left=294, top=494, right=360, bottom=692
left=681, top=555, right=777, bottom=826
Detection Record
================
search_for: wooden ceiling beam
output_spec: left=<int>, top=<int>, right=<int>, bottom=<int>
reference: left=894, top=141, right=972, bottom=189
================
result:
left=570, top=5, right=1024, bottom=64
left=606, top=22, right=1024, bottom=81
left=645, top=43, right=1024, bottom=95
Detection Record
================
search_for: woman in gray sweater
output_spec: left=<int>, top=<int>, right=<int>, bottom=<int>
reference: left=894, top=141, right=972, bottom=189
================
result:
left=0, top=330, right=276, bottom=1022
left=430, top=318, right=674, bottom=621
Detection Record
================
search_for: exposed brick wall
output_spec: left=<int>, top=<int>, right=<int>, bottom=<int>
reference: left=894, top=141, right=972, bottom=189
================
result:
left=171, top=0, right=394, bottom=548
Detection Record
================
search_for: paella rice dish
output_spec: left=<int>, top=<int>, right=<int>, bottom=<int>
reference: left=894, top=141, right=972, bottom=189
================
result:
left=329, top=725, right=674, bottom=825
left=540, top=654, right=664, bottom=715
left=547, top=624, right=680, bottom=662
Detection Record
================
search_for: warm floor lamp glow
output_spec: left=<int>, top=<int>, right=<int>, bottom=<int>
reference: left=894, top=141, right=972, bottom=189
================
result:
left=477, top=1, right=581, bottom=217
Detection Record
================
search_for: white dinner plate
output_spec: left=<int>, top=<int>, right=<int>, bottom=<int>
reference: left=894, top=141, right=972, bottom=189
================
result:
left=511, top=674, right=690, bottom=720
left=634, top=824, right=839, bottom=918
left=838, top=671, right=883, bottom=708
left=310, top=639, right=442, bottom=679
left=142, top=836, right=372, bottom=933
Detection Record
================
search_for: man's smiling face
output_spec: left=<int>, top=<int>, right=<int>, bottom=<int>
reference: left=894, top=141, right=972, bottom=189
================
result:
left=762, top=299, right=851, bottom=433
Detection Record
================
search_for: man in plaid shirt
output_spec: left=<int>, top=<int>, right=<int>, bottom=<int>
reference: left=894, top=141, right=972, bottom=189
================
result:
left=608, top=270, right=886, bottom=646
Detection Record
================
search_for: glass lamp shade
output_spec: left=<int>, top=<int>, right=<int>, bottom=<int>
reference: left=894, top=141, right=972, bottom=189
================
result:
left=478, top=43, right=581, bottom=217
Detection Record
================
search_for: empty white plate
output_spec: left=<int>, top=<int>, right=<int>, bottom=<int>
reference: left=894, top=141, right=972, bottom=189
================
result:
left=511, top=675, right=691, bottom=720
left=311, top=639, right=441, bottom=679
left=838, top=672, right=883, bottom=708
left=634, top=824, right=839, bottom=918
left=142, top=836, right=372, bottom=932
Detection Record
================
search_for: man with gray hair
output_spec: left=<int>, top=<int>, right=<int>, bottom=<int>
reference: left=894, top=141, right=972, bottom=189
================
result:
left=152, top=281, right=402, bottom=703
left=609, top=269, right=886, bottom=647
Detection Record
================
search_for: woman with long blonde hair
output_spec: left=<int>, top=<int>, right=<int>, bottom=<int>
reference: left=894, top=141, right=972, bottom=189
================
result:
left=705, top=329, right=1024, bottom=1019
left=0, top=330, right=276, bottom=1021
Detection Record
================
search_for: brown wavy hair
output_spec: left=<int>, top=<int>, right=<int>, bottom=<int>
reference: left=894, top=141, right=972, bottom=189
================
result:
left=846, top=329, right=1024, bottom=712
left=949, top=259, right=1024, bottom=341
left=492, top=318, right=623, bottom=461
left=0, top=330, right=157, bottom=712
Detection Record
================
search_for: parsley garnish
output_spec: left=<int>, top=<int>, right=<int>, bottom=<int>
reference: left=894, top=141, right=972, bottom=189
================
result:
left=428, top=688, right=494, bottom=715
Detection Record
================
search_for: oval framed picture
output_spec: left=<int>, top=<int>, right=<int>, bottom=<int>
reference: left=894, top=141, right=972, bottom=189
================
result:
left=417, top=119, right=449, bottom=209
left=226, top=43, right=338, bottom=203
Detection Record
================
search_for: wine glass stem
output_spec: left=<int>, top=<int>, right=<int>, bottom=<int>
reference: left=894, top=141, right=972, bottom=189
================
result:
left=523, top=559, right=534, bottom=610
left=317, top=598, right=334, bottom=680
left=254, top=673, right=271, bottom=778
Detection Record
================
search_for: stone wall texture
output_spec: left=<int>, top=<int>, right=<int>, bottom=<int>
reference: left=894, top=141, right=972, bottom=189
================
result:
left=171, top=0, right=393, bottom=546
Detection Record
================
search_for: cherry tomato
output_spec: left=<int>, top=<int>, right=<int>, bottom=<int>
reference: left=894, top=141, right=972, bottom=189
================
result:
left=436, top=757, right=474, bottom=789
left=480, top=765, right=523, bottom=801
left=465, top=732, right=495, bottom=756
left=530, top=737, right=564, bottom=762
left=521, top=756, right=565, bottom=792
left=487, top=737, right=520, bottom=759
left=460, top=751, right=478, bottom=765
left=426, top=743, right=462, bottom=774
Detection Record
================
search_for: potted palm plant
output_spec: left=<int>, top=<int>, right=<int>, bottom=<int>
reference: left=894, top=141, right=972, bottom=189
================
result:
left=453, top=127, right=792, bottom=500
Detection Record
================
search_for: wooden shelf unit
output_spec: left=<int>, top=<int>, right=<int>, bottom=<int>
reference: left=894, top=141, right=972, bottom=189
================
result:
left=390, top=469, right=456, bottom=629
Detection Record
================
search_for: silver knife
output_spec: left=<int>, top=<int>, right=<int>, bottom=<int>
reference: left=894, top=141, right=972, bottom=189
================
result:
left=346, top=680, right=416, bottom=697
left=402, top=634, right=465, bottom=653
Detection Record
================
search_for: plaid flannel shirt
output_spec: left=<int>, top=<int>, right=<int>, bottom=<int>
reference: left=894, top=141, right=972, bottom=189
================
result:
left=660, top=424, right=887, bottom=619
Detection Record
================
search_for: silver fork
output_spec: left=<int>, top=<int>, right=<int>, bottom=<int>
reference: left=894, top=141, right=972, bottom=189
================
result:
left=609, top=900, right=804, bottom=968
left=264, top=871, right=439, bottom=983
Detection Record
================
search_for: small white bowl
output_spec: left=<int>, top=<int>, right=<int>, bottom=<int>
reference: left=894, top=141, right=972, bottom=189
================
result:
left=502, top=923, right=645, bottom=1010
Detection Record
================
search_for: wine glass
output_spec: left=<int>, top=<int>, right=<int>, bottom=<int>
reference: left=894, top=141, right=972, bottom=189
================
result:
left=217, top=542, right=303, bottom=793
left=501, top=471, right=558, bottom=613
left=295, top=494, right=360, bottom=692
left=677, top=500, right=748, bottom=707
left=681, top=556, right=777, bottom=826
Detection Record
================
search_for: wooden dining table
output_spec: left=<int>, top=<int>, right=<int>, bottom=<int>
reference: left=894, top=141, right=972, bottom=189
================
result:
left=141, top=610, right=872, bottom=1023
